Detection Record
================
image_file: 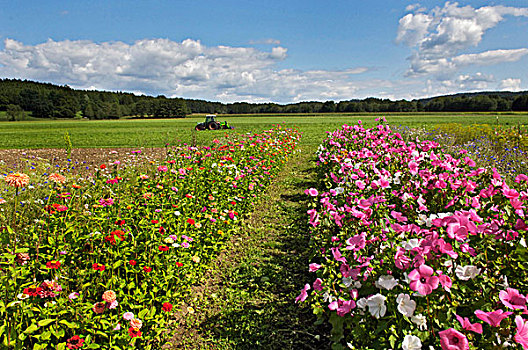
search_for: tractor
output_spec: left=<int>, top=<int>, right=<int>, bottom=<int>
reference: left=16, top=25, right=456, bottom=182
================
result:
left=194, top=115, right=232, bottom=131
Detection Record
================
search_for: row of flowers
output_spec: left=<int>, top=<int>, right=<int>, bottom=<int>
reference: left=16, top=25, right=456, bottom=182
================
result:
left=298, top=120, right=528, bottom=349
left=0, top=125, right=301, bottom=349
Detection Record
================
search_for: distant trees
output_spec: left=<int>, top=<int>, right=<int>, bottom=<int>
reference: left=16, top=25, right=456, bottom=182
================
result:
left=0, top=79, right=190, bottom=120
left=6, top=104, right=24, bottom=121
left=1, top=78, right=527, bottom=118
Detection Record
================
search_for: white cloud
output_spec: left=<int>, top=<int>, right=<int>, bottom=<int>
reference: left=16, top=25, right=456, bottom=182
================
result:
left=0, top=38, right=372, bottom=103
left=398, top=2, right=528, bottom=76
left=499, top=78, right=522, bottom=91
left=408, top=48, right=528, bottom=76
left=248, top=38, right=281, bottom=45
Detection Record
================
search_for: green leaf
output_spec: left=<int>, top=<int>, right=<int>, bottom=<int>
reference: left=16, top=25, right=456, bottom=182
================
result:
left=57, top=343, right=66, bottom=350
left=59, top=320, right=77, bottom=329
left=41, top=330, right=52, bottom=341
left=138, top=308, right=148, bottom=319
left=25, top=323, right=39, bottom=334
left=38, top=319, right=55, bottom=327
left=389, top=334, right=397, bottom=349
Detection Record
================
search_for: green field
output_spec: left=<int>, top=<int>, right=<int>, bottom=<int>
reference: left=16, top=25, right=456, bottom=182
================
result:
left=0, top=113, right=527, bottom=149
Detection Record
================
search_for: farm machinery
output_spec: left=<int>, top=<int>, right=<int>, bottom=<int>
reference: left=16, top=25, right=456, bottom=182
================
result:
left=195, top=115, right=233, bottom=131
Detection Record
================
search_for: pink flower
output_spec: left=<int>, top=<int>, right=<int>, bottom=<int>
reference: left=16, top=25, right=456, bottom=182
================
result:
left=515, top=316, right=528, bottom=349
left=331, top=248, right=347, bottom=264
left=329, top=299, right=356, bottom=316
left=157, top=166, right=168, bottom=172
left=499, top=288, right=526, bottom=310
left=295, top=284, right=310, bottom=303
left=313, top=278, right=323, bottom=291
left=394, top=248, right=411, bottom=270
left=455, top=314, right=482, bottom=334
left=444, top=212, right=477, bottom=242
left=390, top=210, right=408, bottom=223
left=408, top=161, right=419, bottom=175
left=307, top=209, right=320, bottom=227
left=123, top=312, right=135, bottom=321
left=474, top=309, right=512, bottom=327
left=345, top=233, right=366, bottom=251
left=438, top=328, right=469, bottom=350
left=408, top=264, right=439, bottom=295
left=438, top=273, right=452, bottom=292
left=304, top=188, right=319, bottom=196
left=309, top=263, right=321, bottom=272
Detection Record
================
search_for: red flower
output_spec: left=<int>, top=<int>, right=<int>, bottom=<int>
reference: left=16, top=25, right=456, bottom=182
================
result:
left=115, top=219, right=125, bottom=226
left=143, top=266, right=152, bottom=273
left=158, top=245, right=169, bottom=252
left=105, top=235, right=116, bottom=245
left=128, top=327, right=142, bottom=338
left=66, top=335, right=85, bottom=349
left=151, top=219, right=159, bottom=224
left=46, top=260, right=61, bottom=269
left=23, top=285, right=43, bottom=297
left=186, top=218, right=195, bottom=225
left=162, top=302, right=173, bottom=312
left=111, top=230, right=125, bottom=241
left=92, top=263, right=106, bottom=271
left=159, top=226, right=166, bottom=234
left=129, top=260, right=137, bottom=266
left=175, top=262, right=183, bottom=267
left=100, top=164, right=106, bottom=169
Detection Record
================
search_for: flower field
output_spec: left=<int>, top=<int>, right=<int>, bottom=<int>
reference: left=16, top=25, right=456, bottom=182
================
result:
left=299, top=120, right=528, bottom=349
left=0, top=125, right=301, bottom=349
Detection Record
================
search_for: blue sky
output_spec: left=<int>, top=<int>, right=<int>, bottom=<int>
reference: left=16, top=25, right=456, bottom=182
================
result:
left=1, top=0, right=528, bottom=102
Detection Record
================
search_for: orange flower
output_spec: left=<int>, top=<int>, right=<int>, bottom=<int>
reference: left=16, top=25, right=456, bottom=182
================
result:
left=4, top=173, right=29, bottom=188
left=102, top=290, right=116, bottom=303
left=130, top=318, right=143, bottom=329
left=49, top=173, right=66, bottom=184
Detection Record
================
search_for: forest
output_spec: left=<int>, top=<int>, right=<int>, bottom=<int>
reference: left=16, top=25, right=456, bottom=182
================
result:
left=1, top=78, right=528, bottom=120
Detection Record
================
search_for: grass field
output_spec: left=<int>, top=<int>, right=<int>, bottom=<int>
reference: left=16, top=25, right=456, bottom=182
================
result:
left=1, top=113, right=527, bottom=149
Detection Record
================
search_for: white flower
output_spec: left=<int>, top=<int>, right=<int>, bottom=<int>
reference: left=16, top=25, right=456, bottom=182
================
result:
left=356, top=297, right=368, bottom=309
left=174, top=211, right=181, bottom=216
left=375, top=275, right=399, bottom=290
left=403, top=239, right=421, bottom=250
left=367, top=294, right=386, bottom=319
left=402, top=334, right=422, bottom=350
left=396, top=293, right=416, bottom=317
left=342, top=277, right=353, bottom=288
left=411, top=314, right=427, bottom=330
left=455, top=265, right=481, bottom=281
left=17, top=293, right=29, bottom=300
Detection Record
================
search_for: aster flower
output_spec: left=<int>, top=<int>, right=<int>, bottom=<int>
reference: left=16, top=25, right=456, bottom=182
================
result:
left=66, top=335, right=84, bottom=349
left=92, top=302, right=106, bottom=314
left=4, top=173, right=30, bottom=188
left=49, top=173, right=66, bottom=184
left=102, top=290, right=116, bottom=303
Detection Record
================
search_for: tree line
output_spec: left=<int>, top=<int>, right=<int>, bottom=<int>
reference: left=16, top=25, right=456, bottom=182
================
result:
left=0, top=79, right=189, bottom=120
left=1, top=79, right=527, bottom=120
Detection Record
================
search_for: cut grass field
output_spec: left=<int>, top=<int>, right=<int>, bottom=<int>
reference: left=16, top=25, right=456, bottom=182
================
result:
left=0, top=113, right=527, bottom=149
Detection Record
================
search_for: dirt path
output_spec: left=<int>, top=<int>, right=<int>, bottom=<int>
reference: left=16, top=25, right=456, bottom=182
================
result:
left=0, top=147, right=168, bottom=175
left=169, top=147, right=329, bottom=349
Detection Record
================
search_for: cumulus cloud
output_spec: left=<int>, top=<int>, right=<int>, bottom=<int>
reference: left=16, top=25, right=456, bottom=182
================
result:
left=0, top=38, right=372, bottom=103
left=499, top=78, right=522, bottom=91
left=397, top=2, right=528, bottom=76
